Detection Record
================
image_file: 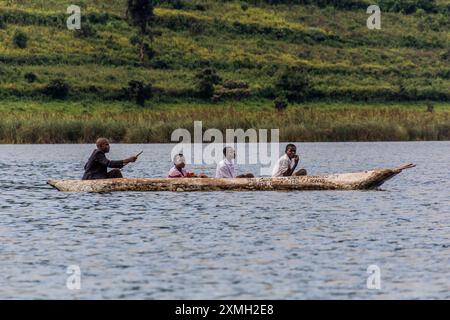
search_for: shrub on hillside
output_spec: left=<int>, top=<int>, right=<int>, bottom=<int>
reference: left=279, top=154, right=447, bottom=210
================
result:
left=213, top=88, right=251, bottom=102
left=87, top=13, right=110, bottom=24
left=222, top=80, right=249, bottom=90
left=122, top=80, right=153, bottom=106
left=13, top=31, right=28, bottom=48
left=43, top=79, right=70, bottom=99
left=441, top=49, right=450, bottom=61
left=194, top=4, right=207, bottom=11
left=249, top=0, right=366, bottom=10
left=195, top=68, right=221, bottom=99
left=275, top=67, right=312, bottom=102
left=74, top=23, right=97, bottom=38
left=171, top=0, right=185, bottom=9
left=378, top=0, right=438, bottom=14
left=105, top=36, right=120, bottom=50
left=150, top=58, right=170, bottom=69
left=274, top=96, right=288, bottom=111
left=0, top=18, right=6, bottom=29
left=24, top=72, right=37, bottom=83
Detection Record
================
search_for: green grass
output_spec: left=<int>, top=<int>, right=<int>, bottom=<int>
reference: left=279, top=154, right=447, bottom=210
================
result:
left=0, top=98, right=448, bottom=143
left=0, top=0, right=449, bottom=142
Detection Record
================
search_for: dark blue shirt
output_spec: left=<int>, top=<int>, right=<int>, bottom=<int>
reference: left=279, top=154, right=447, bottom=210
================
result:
left=82, top=149, right=124, bottom=180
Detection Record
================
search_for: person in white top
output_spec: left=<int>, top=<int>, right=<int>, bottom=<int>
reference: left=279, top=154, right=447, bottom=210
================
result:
left=272, top=144, right=307, bottom=177
left=216, top=147, right=254, bottom=178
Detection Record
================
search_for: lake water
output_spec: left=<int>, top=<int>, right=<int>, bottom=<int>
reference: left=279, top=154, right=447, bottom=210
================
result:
left=0, top=142, right=449, bottom=299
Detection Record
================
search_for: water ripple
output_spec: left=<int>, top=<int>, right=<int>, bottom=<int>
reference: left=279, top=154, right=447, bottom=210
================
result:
left=0, top=142, right=449, bottom=299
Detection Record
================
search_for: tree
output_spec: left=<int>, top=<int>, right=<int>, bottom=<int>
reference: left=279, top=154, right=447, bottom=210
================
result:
left=274, top=96, right=288, bottom=111
left=195, top=68, right=221, bottom=99
left=13, top=31, right=28, bottom=49
left=73, top=23, right=97, bottom=38
left=275, top=66, right=312, bottom=102
left=24, top=72, right=37, bottom=83
left=126, top=0, right=155, bottom=63
left=123, top=80, right=153, bottom=106
left=43, top=79, right=70, bottom=99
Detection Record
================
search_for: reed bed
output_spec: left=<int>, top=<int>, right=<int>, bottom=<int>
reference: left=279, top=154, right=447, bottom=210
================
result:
left=1, top=103, right=448, bottom=143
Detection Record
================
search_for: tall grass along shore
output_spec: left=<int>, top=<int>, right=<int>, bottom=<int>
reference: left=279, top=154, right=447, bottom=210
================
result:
left=1, top=100, right=448, bottom=143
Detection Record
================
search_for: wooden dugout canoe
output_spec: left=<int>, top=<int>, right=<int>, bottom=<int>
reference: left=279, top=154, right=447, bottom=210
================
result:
left=47, top=163, right=415, bottom=193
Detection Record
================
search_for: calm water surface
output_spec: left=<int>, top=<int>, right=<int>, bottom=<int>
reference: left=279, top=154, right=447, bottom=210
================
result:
left=0, top=142, right=449, bottom=299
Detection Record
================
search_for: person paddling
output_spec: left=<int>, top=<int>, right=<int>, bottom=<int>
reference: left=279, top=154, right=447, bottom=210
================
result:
left=272, top=144, right=307, bottom=177
left=82, top=138, right=138, bottom=180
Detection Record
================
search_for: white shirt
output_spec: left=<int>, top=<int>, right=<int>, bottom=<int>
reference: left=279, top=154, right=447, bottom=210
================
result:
left=216, top=158, right=236, bottom=178
left=272, top=154, right=296, bottom=177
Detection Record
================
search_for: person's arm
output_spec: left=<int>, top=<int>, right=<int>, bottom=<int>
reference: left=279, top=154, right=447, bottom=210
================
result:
left=96, top=153, right=136, bottom=169
left=109, top=160, right=124, bottom=168
left=282, top=156, right=299, bottom=176
left=122, top=156, right=137, bottom=165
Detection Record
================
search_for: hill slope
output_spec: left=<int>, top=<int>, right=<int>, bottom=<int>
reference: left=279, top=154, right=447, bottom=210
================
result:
left=0, top=0, right=449, bottom=142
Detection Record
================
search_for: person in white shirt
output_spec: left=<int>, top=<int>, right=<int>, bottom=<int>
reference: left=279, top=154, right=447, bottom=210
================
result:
left=216, top=147, right=254, bottom=178
left=272, top=144, right=307, bottom=177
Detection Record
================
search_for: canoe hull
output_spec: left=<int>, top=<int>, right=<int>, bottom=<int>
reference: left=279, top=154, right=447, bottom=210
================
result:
left=47, top=166, right=410, bottom=192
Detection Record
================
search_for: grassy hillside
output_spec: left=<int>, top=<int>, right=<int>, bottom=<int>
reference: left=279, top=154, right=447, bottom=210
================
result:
left=0, top=0, right=449, bottom=142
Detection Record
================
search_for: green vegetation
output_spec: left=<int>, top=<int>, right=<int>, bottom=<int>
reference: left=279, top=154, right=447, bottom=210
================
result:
left=0, top=0, right=448, bottom=142
left=12, top=30, right=28, bottom=48
left=0, top=99, right=448, bottom=143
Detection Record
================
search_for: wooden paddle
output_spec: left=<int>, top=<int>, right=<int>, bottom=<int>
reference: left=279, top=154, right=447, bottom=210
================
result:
left=135, top=150, right=143, bottom=158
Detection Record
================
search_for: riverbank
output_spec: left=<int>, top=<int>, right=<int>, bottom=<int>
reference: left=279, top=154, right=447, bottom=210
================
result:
left=1, top=99, right=449, bottom=143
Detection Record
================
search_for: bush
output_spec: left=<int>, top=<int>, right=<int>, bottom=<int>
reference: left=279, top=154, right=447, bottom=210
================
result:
left=142, top=43, right=156, bottom=60
left=129, top=34, right=141, bottom=46
left=194, top=4, right=207, bottom=11
left=122, top=80, right=153, bottom=106
left=195, top=68, right=221, bottom=99
left=171, top=0, right=185, bottom=9
left=213, top=88, right=251, bottom=101
left=74, top=23, right=97, bottom=38
left=249, top=0, right=366, bottom=10
left=13, top=31, right=28, bottom=48
left=150, top=58, right=170, bottom=69
left=24, top=72, right=37, bottom=83
left=441, top=49, right=450, bottom=61
left=378, top=0, right=438, bottom=14
left=0, top=18, right=6, bottom=29
left=274, top=97, right=288, bottom=111
left=87, top=12, right=110, bottom=24
left=275, top=66, right=312, bottom=102
left=43, top=79, right=70, bottom=99
left=222, top=80, right=249, bottom=89
left=105, top=36, right=120, bottom=50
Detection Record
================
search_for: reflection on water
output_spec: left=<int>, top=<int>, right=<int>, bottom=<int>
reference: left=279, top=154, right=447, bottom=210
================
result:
left=0, top=142, right=449, bottom=299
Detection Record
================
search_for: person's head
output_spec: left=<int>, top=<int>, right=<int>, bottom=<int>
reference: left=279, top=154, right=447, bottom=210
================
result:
left=96, top=138, right=110, bottom=153
left=285, top=144, right=297, bottom=159
left=223, top=146, right=235, bottom=160
left=174, top=154, right=186, bottom=169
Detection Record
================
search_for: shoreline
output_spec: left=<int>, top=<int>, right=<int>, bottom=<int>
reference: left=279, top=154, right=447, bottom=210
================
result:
left=1, top=99, right=449, bottom=143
